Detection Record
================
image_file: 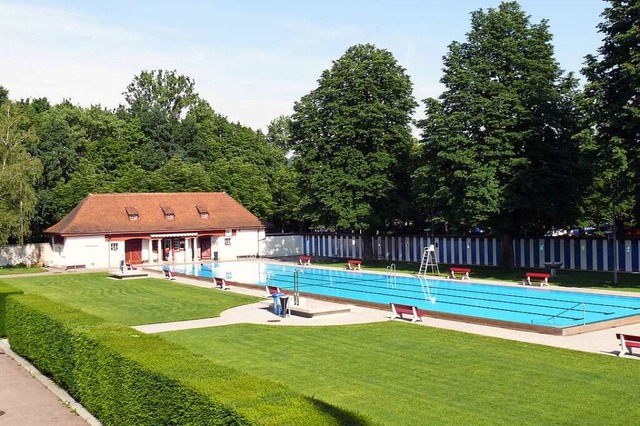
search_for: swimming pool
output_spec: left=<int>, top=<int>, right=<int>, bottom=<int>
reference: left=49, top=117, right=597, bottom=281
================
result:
left=167, top=261, right=640, bottom=334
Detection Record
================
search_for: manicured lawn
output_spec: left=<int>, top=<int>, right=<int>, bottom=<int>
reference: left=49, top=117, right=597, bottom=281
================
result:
left=162, top=321, right=640, bottom=425
left=0, top=266, right=47, bottom=275
left=3, top=273, right=260, bottom=325
left=314, top=259, right=640, bottom=291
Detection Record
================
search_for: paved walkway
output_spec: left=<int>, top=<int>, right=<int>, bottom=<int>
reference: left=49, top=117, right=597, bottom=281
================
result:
left=0, top=341, right=99, bottom=425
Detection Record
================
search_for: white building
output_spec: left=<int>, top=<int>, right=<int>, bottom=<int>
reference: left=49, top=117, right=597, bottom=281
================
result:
left=45, top=192, right=267, bottom=269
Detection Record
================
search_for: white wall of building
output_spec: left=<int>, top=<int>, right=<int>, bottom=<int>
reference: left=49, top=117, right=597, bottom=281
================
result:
left=49, top=235, right=111, bottom=269
left=47, top=229, right=264, bottom=269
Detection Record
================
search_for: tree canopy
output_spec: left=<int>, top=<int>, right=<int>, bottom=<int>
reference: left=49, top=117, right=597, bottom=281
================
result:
left=0, top=99, right=42, bottom=244
left=291, top=43, right=417, bottom=238
left=415, top=2, right=585, bottom=268
left=582, top=0, right=640, bottom=225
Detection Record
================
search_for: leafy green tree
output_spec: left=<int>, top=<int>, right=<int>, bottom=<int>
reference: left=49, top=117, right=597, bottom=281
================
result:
left=582, top=0, right=640, bottom=225
left=0, top=100, right=42, bottom=244
left=265, top=115, right=293, bottom=153
left=124, top=69, right=199, bottom=119
left=291, top=43, right=417, bottom=253
left=51, top=159, right=109, bottom=215
left=0, top=86, right=9, bottom=105
left=179, top=101, right=291, bottom=220
left=415, top=2, right=585, bottom=269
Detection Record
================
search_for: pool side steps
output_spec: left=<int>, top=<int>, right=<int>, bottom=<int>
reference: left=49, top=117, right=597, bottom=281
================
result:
left=261, top=297, right=351, bottom=318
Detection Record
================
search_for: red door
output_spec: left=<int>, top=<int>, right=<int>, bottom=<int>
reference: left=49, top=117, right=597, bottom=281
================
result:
left=125, top=239, right=143, bottom=264
left=200, top=237, right=211, bottom=259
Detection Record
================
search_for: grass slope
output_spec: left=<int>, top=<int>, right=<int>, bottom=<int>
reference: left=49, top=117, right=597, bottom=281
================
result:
left=2, top=273, right=260, bottom=325
left=163, top=321, right=639, bottom=425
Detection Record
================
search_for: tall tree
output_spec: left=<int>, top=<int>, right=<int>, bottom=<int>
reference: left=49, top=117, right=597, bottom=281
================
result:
left=0, top=100, right=42, bottom=244
left=291, top=43, right=417, bottom=254
left=582, top=0, right=640, bottom=225
left=124, top=69, right=199, bottom=119
left=415, top=2, right=585, bottom=269
left=265, top=115, right=293, bottom=153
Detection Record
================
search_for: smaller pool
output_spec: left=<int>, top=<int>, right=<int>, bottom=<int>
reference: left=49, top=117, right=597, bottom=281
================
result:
left=163, top=261, right=640, bottom=333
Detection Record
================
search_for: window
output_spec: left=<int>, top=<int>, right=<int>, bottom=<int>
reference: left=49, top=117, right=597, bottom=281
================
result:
left=152, top=240, right=158, bottom=253
left=126, top=207, right=139, bottom=221
left=224, top=238, right=231, bottom=246
left=110, top=243, right=118, bottom=251
left=161, top=205, right=175, bottom=220
left=196, top=205, right=209, bottom=219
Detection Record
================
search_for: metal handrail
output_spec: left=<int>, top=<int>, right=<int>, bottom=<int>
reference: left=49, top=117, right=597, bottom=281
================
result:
left=386, top=264, right=396, bottom=287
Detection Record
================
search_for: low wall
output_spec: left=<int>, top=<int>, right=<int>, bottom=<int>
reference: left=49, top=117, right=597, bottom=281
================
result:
left=0, top=243, right=51, bottom=267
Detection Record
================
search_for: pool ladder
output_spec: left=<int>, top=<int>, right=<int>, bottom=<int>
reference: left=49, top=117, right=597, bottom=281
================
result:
left=418, top=276, right=436, bottom=304
left=386, top=264, right=397, bottom=288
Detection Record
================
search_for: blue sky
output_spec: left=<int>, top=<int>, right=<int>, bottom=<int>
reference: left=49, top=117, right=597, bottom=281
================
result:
left=0, top=0, right=606, bottom=131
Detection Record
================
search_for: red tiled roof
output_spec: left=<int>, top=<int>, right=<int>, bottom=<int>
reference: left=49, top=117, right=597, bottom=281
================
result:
left=45, top=193, right=264, bottom=235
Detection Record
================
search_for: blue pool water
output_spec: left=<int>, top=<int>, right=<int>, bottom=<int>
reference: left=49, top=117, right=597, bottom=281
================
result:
left=168, top=262, right=640, bottom=329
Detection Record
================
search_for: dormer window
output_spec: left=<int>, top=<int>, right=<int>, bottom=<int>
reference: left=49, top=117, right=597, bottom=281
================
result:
left=161, top=205, right=175, bottom=220
left=196, top=204, right=209, bottom=219
left=126, top=207, right=139, bottom=221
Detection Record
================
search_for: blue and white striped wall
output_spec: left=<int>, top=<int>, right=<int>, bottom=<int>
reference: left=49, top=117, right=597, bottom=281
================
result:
left=515, top=237, right=640, bottom=272
left=292, top=234, right=640, bottom=272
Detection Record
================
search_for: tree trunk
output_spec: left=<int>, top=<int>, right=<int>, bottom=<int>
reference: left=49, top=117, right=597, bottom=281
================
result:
left=362, top=231, right=373, bottom=261
left=501, top=231, right=515, bottom=271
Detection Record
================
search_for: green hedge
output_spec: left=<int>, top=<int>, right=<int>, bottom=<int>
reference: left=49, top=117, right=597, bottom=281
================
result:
left=0, top=282, right=22, bottom=337
left=5, top=294, right=370, bottom=425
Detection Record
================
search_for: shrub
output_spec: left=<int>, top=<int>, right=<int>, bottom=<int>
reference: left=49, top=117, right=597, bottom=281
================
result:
left=0, top=282, right=22, bottom=337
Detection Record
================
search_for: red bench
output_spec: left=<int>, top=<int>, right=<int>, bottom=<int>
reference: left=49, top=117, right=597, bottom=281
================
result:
left=214, top=276, right=230, bottom=290
left=390, top=303, right=423, bottom=323
left=616, top=333, right=640, bottom=357
left=298, top=256, right=311, bottom=266
left=449, top=267, right=471, bottom=280
left=523, top=272, right=550, bottom=287
left=347, top=259, right=362, bottom=270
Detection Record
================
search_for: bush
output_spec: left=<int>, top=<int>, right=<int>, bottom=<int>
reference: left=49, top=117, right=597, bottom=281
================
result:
left=5, top=294, right=369, bottom=425
left=0, top=282, right=22, bottom=337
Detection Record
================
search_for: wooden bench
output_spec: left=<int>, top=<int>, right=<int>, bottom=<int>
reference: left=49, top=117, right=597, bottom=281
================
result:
left=523, top=272, right=550, bottom=287
left=390, top=303, right=423, bottom=323
left=298, top=256, right=311, bottom=266
left=65, top=264, right=86, bottom=271
left=346, top=259, right=362, bottom=270
left=214, top=276, right=230, bottom=290
left=449, top=267, right=471, bottom=280
left=616, top=333, right=640, bottom=357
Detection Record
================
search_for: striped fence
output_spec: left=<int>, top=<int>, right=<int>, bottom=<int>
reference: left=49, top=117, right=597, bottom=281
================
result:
left=290, top=233, right=640, bottom=273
